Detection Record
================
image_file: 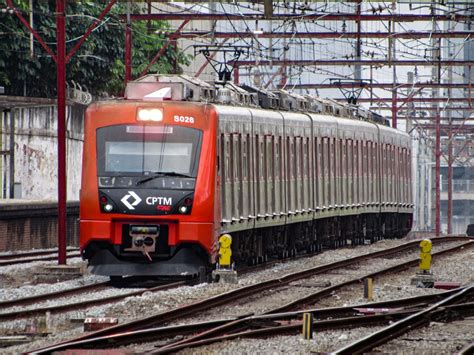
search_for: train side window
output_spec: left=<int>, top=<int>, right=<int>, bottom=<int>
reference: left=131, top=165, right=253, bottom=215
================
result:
left=275, top=136, right=280, bottom=180
left=242, top=136, right=248, bottom=181
left=266, top=136, right=273, bottom=183
left=225, top=135, right=231, bottom=183
left=286, top=136, right=291, bottom=205
left=295, top=137, right=301, bottom=179
left=237, top=134, right=243, bottom=181
left=230, top=134, right=236, bottom=182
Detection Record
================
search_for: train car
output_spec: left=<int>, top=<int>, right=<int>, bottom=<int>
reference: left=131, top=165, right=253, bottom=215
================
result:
left=79, top=75, right=413, bottom=278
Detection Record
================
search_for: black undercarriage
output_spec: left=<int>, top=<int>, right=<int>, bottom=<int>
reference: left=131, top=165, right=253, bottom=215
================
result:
left=230, top=212, right=412, bottom=266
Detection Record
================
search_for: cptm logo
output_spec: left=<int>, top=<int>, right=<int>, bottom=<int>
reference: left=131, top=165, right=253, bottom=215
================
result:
left=121, top=191, right=142, bottom=210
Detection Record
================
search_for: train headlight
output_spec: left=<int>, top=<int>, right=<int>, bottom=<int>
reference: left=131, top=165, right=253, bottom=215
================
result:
left=104, top=204, right=114, bottom=212
left=179, top=206, right=188, bottom=214
left=137, top=108, right=163, bottom=122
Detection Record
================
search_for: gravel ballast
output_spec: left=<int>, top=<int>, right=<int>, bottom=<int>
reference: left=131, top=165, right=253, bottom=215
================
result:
left=1, top=237, right=471, bottom=354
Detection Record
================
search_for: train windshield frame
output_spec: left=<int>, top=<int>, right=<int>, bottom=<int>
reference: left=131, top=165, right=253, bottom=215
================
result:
left=96, top=124, right=203, bottom=177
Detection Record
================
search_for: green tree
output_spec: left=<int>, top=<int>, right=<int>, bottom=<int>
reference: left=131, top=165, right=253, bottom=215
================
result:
left=0, top=1, right=189, bottom=97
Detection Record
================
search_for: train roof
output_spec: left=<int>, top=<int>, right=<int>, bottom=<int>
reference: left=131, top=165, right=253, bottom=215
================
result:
left=124, top=74, right=391, bottom=128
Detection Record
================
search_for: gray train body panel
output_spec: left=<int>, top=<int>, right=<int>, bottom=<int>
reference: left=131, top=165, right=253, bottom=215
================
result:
left=215, top=104, right=413, bottom=235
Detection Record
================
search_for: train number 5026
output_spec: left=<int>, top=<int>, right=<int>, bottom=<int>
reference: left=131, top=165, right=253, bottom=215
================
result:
left=174, top=115, right=195, bottom=124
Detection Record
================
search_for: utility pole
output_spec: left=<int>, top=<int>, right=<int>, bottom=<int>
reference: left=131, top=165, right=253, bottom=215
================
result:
left=432, top=5, right=442, bottom=236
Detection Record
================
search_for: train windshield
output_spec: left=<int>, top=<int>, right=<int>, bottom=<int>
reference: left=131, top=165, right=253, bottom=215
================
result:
left=96, top=124, right=202, bottom=177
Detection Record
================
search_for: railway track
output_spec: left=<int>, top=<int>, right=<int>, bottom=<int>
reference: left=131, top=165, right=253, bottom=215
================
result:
left=0, top=249, right=80, bottom=267
left=333, top=286, right=474, bottom=354
left=153, top=294, right=474, bottom=354
left=29, top=237, right=472, bottom=353
left=150, top=241, right=474, bottom=353
left=0, top=280, right=186, bottom=321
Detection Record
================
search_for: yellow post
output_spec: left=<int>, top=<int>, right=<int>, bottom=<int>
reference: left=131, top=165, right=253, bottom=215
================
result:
left=302, top=312, right=313, bottom=339
left=218, top=234, right=233, bottom=269
left=419, top=239, right=433, bottom=273
left=364, top=277, right=373, bottom=300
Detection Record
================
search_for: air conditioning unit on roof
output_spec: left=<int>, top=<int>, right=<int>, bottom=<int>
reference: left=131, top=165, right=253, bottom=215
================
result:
left=125, top=74, right=216, bottom=102
left=240, top=84, right=279, bottom=109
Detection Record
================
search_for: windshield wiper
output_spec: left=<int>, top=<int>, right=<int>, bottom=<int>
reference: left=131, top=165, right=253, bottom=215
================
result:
left=136, top=172, right=192, bottom=186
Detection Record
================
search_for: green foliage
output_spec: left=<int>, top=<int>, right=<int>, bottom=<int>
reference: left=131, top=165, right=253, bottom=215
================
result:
left=0, top=1, right=190, bottom=97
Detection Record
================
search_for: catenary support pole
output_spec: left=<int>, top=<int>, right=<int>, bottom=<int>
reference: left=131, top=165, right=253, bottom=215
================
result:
left=8, top=109, right=14, bottom=199
left=56, top=0, right=67, bottom=264
left=125, top=2, right=132, bottom=85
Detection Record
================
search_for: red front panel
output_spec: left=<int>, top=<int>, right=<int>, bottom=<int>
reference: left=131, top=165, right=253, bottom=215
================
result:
left=80, top=101, right=219, bottom=258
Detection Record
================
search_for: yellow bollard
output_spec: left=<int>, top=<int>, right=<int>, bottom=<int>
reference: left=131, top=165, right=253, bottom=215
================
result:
left=419, top=239, right=433, bottom=273
left=364, top=277, right=373, bottom=300
left=302, top=312, right=314, bottom=339
left=218, top=234, right=233, bottom=269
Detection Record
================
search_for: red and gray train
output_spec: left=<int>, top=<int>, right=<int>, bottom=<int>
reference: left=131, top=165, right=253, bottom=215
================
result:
left=80, top=75, right=413, bottom=278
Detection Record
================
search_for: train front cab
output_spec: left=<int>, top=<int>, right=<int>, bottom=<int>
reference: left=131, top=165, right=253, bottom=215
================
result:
left=80, top=101, right=219, bottom=277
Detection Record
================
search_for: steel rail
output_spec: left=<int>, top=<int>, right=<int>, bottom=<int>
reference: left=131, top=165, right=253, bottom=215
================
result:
left=0, top=252, right=81, bottom=267
left=458, top=342, right=474, bottom=355
left=0, top=281, right=110, bottom=309
left=333, top=286, right=474, bottom=354
left=0, top=281, right=185, bottom=322
left=0, top=248, right=79, bottom=261
left=30, top=237, right=471, bottom=353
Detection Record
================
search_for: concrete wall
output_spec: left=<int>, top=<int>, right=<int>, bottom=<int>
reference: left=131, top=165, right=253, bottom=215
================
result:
left=1, top=104, right=85, bottom=200
left=0, top=200, right=79, bottom=251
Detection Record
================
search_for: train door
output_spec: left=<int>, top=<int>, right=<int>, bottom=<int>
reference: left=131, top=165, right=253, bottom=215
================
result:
left=275, top=135, right=284, bottom=215
left=287, top=135, right=296, bottom=214
left=354, top=139, right=360, bottom=206
left=372, top=140, right=378, bottom=205
left=256, top=133, right=265, bottom=217
left=368, top=140, right=373, bottom=205
left=322, top=136, right=330, bottom=209
left=220, top=133, right=232, bottom=222
left=330, top=137, right=336, bottom=208
left=362, top=140, right=367, bottom=206
left=265, top=134, right=275, bottom=216
left=231, top=133, right=242, bottom=220
left=341, top=138, right=347, bottom=207
left=297, top=135, right=307, bottom=213
left=303, top=136, right=311, bottom=211
left=315, top=136, right=322, bottom=209
left=242, top=133, right=251, bottom=220
left=348, top=139, right=353, bottom=206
